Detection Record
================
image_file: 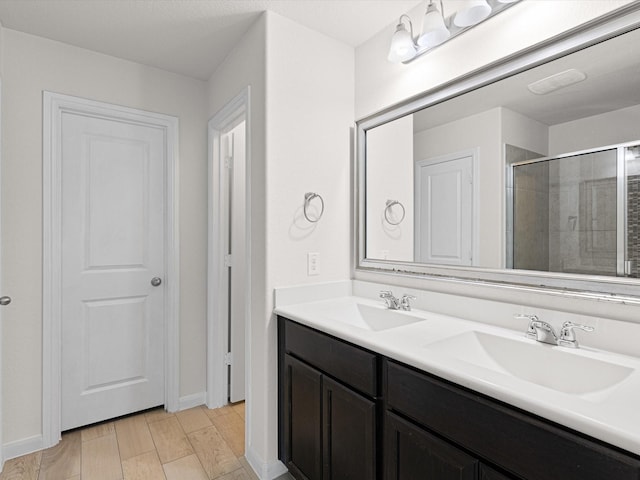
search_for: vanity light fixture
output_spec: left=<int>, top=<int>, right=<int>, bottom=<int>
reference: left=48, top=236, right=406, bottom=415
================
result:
left=388, top=0, right=521, bottom=64
left=388, top=15, right=417, bottom=62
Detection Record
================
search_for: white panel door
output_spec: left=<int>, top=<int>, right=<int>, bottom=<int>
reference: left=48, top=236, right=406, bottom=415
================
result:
left=415, top=155, right=473, bottom=265
left=61, top=112, right=165, bottom=430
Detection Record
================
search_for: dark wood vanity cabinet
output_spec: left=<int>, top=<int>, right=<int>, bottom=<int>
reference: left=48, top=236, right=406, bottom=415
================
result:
left=278, top=317, right=378, bottom=480
left=278, top=317, right=640, bottom=480
left=385, top=359, right=640, bottom=480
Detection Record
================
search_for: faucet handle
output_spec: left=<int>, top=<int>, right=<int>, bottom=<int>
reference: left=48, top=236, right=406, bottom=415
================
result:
left=399, top=294, right=416, bottom=311
left=515, top=314, right=539, bottom=339
left=558, top=321, right=594, bottom=348
left=379, top=290, right=394, bottom=297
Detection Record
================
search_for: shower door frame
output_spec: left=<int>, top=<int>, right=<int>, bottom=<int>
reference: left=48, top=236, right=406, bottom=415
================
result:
left=506, top=140, right=637, bottom=277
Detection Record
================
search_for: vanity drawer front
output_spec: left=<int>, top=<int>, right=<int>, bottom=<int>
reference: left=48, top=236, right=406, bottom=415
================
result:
left=386, top=360, right=640, bottom=480
left=281, top=317, right=378, bottom=397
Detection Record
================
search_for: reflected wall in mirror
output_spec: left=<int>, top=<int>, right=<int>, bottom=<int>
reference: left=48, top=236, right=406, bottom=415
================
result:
left=361, top=16, right=640, bottom=285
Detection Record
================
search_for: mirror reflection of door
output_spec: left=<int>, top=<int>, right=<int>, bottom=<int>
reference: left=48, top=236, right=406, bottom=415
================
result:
left=414, top=153, right=474, bottom=265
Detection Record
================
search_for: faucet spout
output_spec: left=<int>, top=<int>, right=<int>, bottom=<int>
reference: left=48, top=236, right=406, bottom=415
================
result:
left=530, top=320, right=559, bottom=345
left=518, top=314, right=558, bottom=345
left=379, top=290, right=401, bottom=310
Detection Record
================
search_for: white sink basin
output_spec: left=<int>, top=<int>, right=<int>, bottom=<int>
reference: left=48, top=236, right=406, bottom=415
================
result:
left=318, top=300, right=426, bottom=331
left=424, top=331, right=634, bottom=394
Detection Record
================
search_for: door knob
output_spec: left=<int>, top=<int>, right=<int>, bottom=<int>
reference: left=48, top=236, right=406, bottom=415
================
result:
left=151, top=277, right=162, bottom=287
left=0, top=296, right=11, bottom=306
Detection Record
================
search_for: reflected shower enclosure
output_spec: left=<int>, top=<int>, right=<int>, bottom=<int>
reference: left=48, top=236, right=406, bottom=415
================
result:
left=507, top=143, right=640, bottom=278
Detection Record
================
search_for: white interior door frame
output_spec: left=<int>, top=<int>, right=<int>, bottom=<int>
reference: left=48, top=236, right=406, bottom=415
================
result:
left=207, top=87, right=251, bottom=409
left=42, top=92, right=180, bottom=448
left=0, top=77, right=4, bottom=471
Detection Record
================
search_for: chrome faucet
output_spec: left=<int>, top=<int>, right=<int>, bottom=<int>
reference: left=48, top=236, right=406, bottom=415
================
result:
left=517, top=314, right=594, bottom=349
left=379, top=291, right=415, bottom=311
left=380, top=290, right=400, bottom=310
left=518, top=314, right=559, bottom=345
left=558, top=321, right=594, bottom=348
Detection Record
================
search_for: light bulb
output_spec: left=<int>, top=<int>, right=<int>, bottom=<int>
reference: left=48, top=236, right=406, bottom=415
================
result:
left=418, top=2, right=450, bottom=48
left=388, top=22, right=417, bottom=63
left=454, top=0, right=492, bottom=27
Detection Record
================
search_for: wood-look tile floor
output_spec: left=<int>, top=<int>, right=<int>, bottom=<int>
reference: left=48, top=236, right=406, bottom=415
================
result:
left=0, top=402, right=258, bottom=480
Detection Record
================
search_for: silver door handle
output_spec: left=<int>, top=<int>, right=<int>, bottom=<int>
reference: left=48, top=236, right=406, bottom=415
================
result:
left=151, top=277, right=162, bottom=287
left=0, top=296, right=11, bottom=306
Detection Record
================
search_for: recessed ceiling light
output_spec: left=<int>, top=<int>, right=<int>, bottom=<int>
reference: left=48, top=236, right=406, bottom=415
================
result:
left=527, top=69, right=587, bottom=95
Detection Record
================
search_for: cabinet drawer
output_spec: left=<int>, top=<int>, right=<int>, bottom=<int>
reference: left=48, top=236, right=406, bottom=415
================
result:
left=281, top=317, right=378, bottom=397
left=386, top=360, right=640, bottom=480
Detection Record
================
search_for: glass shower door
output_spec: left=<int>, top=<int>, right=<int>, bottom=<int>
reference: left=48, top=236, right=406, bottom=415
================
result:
left=509, top=142, right=639, bottom=278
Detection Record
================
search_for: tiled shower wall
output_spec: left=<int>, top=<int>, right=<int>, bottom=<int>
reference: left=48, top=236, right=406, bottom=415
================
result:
left=628, top=175, right=640, bottom=278
left=506, top=145, right=545, bottom=270
left=510, top=145, right=640, bottom=278
left=548, top=149, right=618, bottom=276
left=510, top=147, right=619, bottom=276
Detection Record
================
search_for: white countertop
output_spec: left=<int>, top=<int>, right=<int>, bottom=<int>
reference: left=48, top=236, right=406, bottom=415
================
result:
left=275, top=295, right=640, bottom=456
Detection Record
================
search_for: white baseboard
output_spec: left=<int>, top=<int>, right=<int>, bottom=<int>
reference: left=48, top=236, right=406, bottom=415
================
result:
left=3, top=435, right=44, bottom=462
left=178, top=392, right=207, bottom=411
left=245, top=446, right=288, bottom=479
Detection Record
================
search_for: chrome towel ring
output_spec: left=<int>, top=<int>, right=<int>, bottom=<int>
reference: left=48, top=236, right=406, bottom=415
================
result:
left=304, top=192, right=325, bottom=223
left=384, top=199, right=405, bottom=225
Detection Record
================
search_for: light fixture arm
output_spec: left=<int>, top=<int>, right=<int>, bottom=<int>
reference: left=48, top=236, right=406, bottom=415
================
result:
left=435, top=0, right=447, bottom=23
left=398, top=14, right=416, bottom=40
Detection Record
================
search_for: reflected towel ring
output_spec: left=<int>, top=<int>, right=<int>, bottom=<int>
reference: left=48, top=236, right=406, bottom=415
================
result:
left=384, top=199, right=405, bottom=225
left=304, top=192, right=325, bottom=223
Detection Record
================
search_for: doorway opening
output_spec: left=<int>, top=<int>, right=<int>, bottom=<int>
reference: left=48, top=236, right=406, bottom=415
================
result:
left=207, top=87, right=251, bottom=416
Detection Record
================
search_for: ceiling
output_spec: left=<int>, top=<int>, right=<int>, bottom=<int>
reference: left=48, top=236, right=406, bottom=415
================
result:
left=0, top=0, right=422, bottom=80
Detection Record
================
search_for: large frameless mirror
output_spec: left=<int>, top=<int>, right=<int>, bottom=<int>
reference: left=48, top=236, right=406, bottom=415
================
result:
left=356, top=4, right=640, bottom=298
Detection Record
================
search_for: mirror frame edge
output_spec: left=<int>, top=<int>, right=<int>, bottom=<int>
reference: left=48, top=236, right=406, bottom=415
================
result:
left=355, top=2, right=640, bottom=304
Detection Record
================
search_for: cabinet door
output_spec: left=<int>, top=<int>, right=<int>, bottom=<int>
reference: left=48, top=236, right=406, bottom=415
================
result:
left=385, top=412, right=478, bottom=480
left=322, top=377, right=376, bottom=480
left=283, top=354, right=322, bottom=480
left=479, top=464, right=517, bottom=480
